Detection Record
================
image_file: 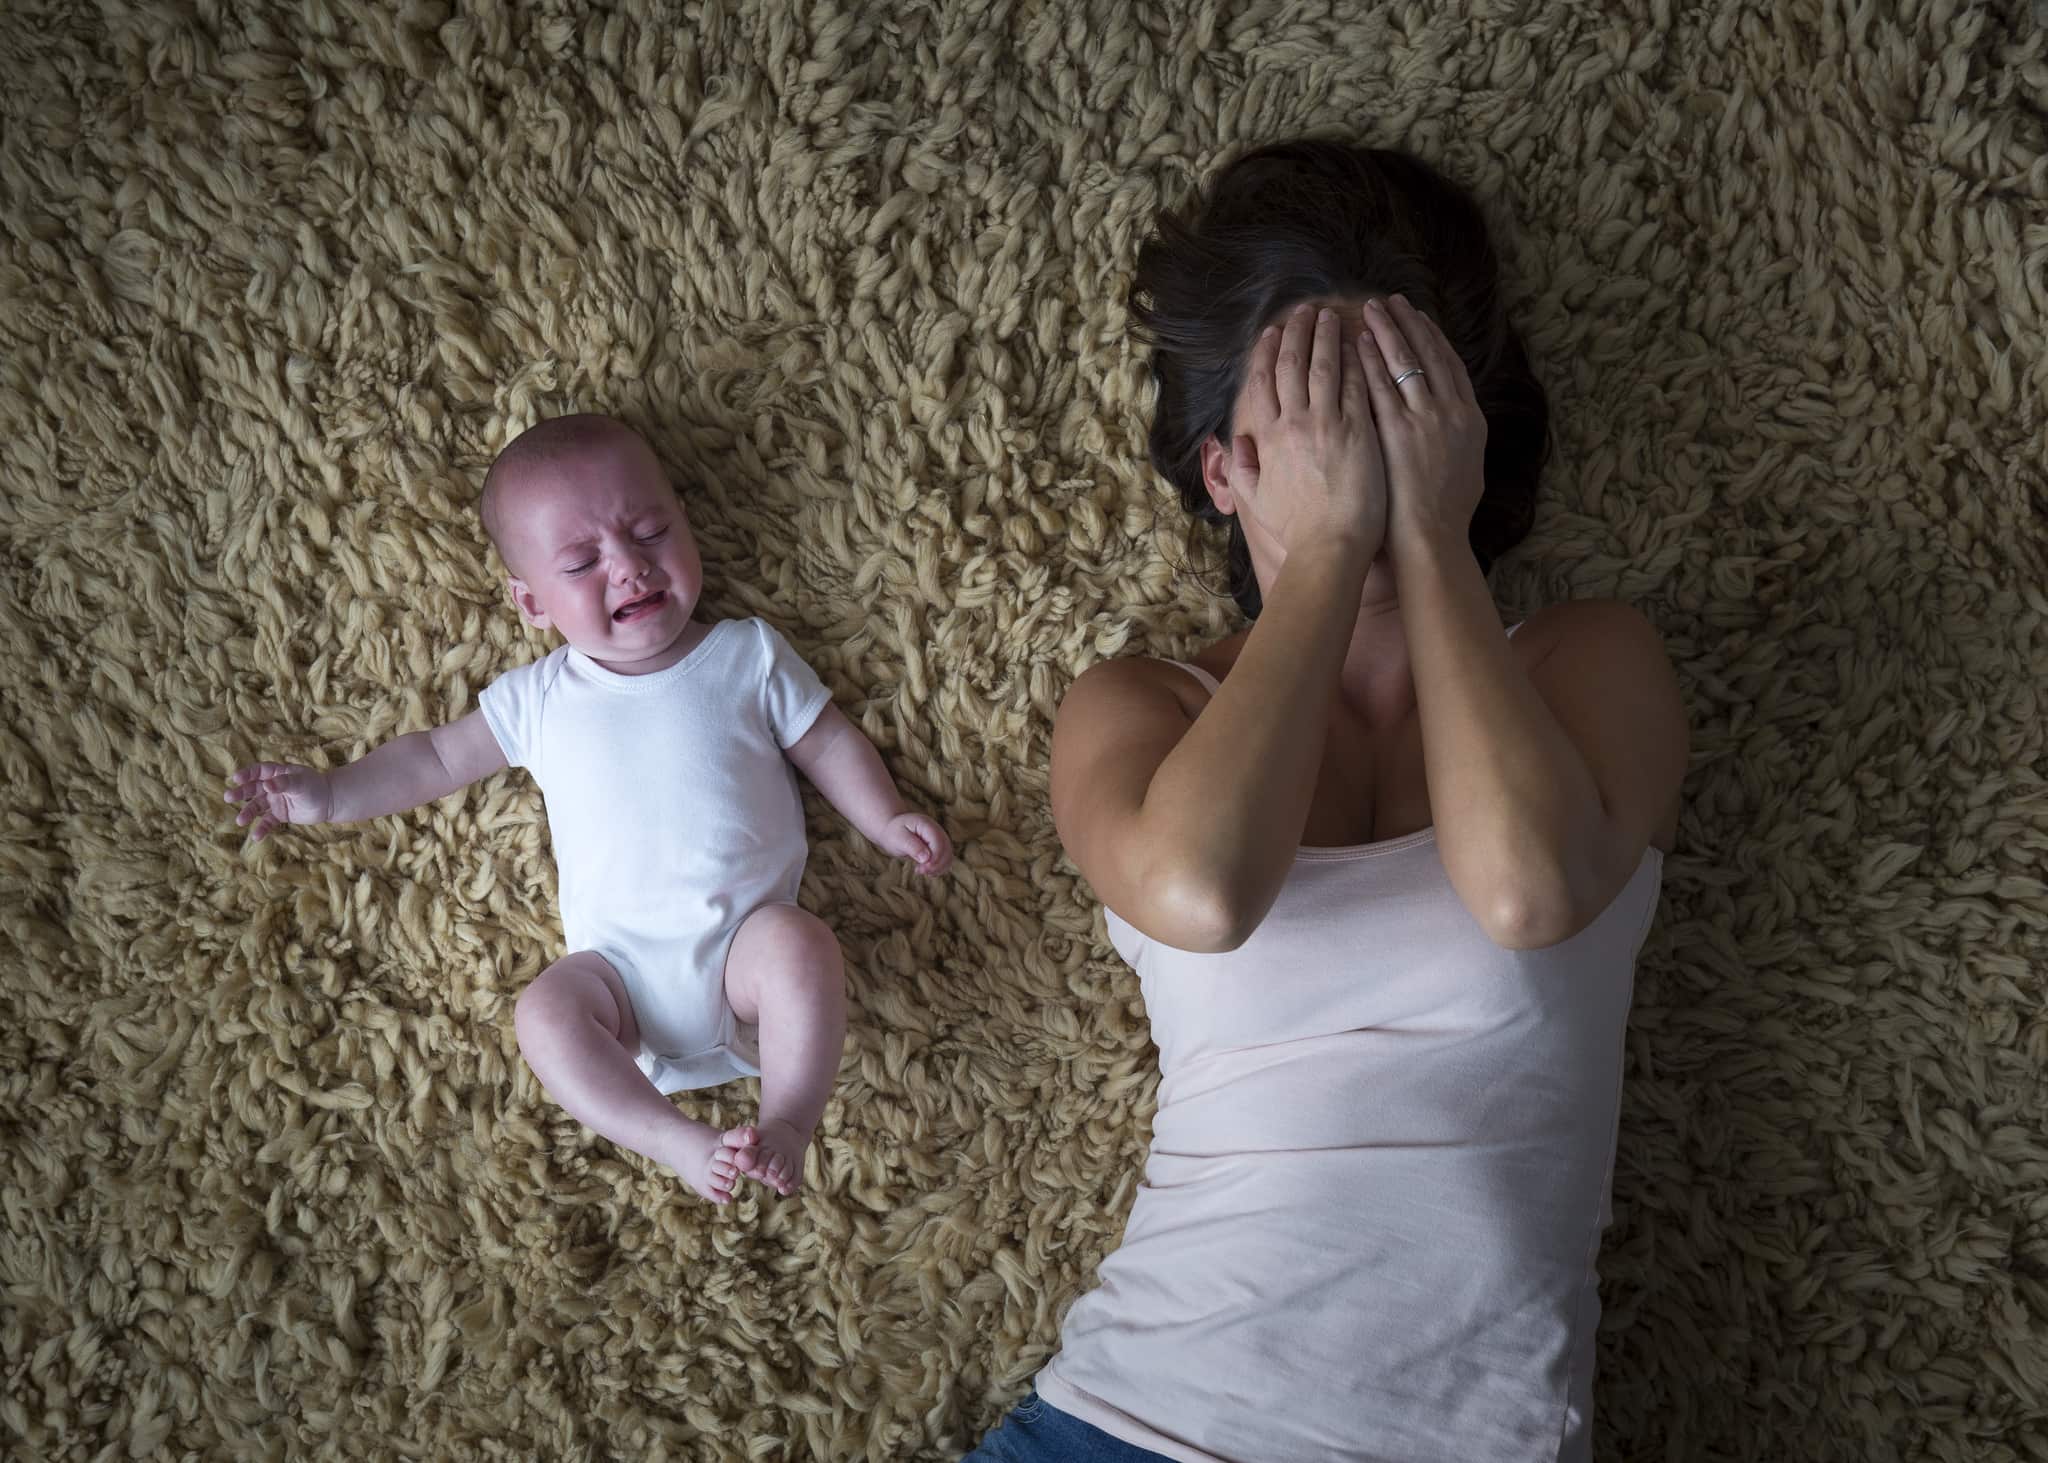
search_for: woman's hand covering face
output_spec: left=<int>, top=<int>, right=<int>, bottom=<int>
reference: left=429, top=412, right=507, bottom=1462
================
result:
left=1356, top=294, right=1489, bottom=555
left=1227, top=302, right=1390, bottom=562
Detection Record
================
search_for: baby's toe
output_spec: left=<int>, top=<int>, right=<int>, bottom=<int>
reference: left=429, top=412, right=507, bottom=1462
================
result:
left=721, top=1124, right=759, bottom=1151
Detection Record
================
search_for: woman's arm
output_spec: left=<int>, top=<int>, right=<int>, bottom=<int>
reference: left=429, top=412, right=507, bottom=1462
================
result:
left=1363, top=295, right=1687, bottom=947
left=1053, top=541, right=1372, bottom=951
left=1400, top=544, right=1685, bottom=947
left=1052, top=306, right=1384, bottom=952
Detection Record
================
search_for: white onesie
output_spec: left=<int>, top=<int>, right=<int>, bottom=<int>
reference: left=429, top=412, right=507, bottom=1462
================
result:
left=479, top=617, right=833, bottom=1093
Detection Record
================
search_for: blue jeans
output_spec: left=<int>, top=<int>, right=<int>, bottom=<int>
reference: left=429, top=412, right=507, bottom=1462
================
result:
left=961, top=1392, right=1168, bottom=1461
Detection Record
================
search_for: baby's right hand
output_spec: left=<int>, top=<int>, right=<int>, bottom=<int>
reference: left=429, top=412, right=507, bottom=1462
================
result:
left=224, top=762, right=332, bottom=842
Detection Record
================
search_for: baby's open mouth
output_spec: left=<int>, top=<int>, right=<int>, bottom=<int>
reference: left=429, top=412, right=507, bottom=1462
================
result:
left=613, top=591, right=666, bottom=622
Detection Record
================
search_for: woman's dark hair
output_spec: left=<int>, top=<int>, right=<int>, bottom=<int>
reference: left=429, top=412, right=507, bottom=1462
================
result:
left=1131, top=140, right=1549, bottom=617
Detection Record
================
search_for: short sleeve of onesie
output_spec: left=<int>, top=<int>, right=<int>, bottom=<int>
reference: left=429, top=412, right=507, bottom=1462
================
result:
left=477, top=648, right=565, bottom=769
left=755, top=620, right=832, bottom=748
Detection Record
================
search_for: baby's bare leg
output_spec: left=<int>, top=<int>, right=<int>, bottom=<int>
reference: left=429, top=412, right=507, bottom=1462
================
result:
left=514, top=951, right=756, bottom=1205
left=723, top=905, right=846, bottom=1197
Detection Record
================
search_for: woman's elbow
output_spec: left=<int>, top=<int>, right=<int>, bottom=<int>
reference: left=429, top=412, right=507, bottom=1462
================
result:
left=1479, top=896, right=1582, bottom=951
left=1475, top=866, right=1608, bottom=950
left=1139, top=867, right=1267, bottom=954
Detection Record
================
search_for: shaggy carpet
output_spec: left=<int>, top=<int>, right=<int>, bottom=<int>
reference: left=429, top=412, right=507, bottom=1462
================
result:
left=3, top=0, right=2046, bottom=1458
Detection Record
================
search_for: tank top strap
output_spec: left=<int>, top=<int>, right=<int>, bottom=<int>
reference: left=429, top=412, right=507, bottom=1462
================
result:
left=1162, top=622, right=1524, bottom=700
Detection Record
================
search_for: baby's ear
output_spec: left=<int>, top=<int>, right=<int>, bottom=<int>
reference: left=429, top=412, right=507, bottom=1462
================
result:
left=507, top=577, right=551, bottom=630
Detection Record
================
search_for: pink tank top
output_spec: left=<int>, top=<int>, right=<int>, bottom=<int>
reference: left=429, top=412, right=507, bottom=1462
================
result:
left=1034, top=651, right=1665, bottom=1463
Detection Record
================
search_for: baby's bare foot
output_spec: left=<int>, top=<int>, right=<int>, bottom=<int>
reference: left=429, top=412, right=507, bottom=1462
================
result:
left=672, top=1123, right=763, bottom=1205
left=734, top=1117, right=810, bottom=1197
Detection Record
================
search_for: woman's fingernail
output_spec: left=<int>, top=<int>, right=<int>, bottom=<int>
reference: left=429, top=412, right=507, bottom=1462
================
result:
left=1262, top=325, right=1277, bottom=340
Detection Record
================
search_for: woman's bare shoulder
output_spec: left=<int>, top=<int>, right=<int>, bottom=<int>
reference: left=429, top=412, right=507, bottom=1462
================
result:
left=1508, top=598, right=1670, bottom=665
left=1050, top=654, right=1211, bottom=874
left=1061, top=646, right=1221, bottom=724
left=1510, top=598, right=1685, bottom=851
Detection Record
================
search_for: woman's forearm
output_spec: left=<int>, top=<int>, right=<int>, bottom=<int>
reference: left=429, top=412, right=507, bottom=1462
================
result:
left=1138, top=536, right=1373, bottom=941
left=1398, top=533, right=1609, bottom=943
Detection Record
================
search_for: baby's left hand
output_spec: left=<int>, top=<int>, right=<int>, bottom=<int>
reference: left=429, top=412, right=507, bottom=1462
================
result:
left=878, top=812, right=954, bottom=876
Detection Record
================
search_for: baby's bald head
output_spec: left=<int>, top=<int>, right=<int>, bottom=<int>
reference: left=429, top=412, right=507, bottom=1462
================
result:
left=480, top=414, right=659, bottom=574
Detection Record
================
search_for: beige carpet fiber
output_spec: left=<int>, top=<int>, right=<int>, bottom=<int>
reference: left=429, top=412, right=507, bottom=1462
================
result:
left=4, top=1, right=2047, bottom=1458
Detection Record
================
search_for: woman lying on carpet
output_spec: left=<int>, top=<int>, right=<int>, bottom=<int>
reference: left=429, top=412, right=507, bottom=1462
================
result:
left=225, top=414, right=952, bottom=1206
left=964, top=143, right=1687, bottom=1462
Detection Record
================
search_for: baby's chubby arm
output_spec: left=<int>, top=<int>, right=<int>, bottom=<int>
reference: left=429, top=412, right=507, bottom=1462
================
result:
left=225, top=711, right=509, bottom=843
left=785, top=705, right=953, bottom=876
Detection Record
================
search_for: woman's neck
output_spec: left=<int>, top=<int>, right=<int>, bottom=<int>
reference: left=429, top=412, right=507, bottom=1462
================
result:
left=1334, top=566, right=1415, bottom=728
